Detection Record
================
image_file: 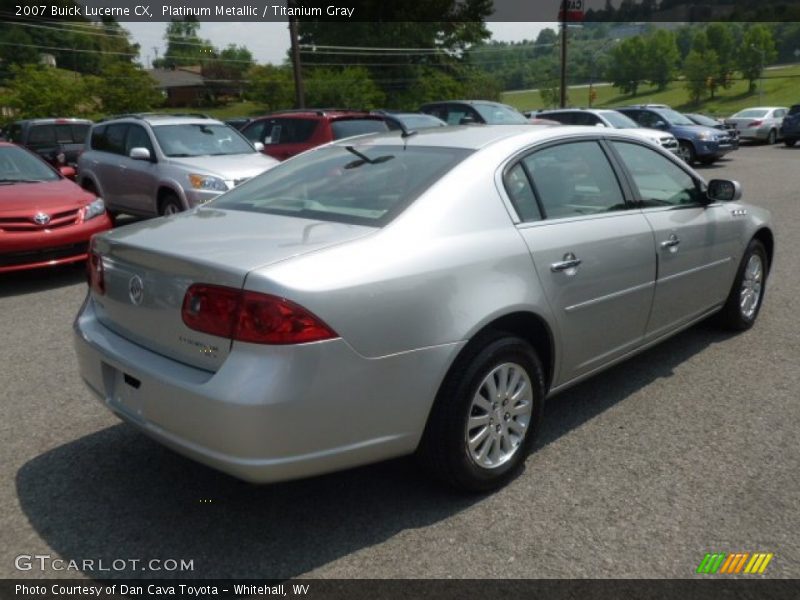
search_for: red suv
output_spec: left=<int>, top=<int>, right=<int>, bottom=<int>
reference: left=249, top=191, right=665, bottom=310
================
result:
left=240, top=110, right=388, bottom=161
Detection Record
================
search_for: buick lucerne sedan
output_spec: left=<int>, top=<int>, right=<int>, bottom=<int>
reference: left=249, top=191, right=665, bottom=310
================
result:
left=74, top=125, right=774, bottom=491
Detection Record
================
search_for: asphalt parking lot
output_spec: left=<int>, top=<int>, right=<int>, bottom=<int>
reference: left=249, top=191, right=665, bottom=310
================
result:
left=1, top=144, right=798, bottom=580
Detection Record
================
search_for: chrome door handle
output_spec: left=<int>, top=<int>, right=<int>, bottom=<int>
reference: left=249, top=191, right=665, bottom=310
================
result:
left=551, top=253, right=582, bottom=272
left=660, top=234, right=680, bottom=249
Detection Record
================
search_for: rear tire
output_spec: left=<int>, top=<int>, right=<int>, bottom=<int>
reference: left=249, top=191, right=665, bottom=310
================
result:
left=159, top=193, right=183, bottom=216
left=767, top=129, right=777, bottom=145
left=417, top=332, right=545, bottom=492
left=678, top=141, right=696, bottom=165
left=714, top=239, right=768, bottom=331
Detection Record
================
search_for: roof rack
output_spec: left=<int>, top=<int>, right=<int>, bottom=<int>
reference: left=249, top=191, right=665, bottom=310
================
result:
left=97, top=112, right=212, bottom=122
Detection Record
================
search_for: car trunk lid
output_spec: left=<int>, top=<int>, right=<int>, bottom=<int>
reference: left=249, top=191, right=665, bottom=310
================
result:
left=91, top=208, right=375, bottom=371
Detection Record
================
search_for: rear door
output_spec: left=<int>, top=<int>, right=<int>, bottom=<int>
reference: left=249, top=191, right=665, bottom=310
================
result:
left=117, top=124, right=159, bottom=212
left=610, top=140, right=741, bottom=339
left=509, top=139, right=657, bottom=383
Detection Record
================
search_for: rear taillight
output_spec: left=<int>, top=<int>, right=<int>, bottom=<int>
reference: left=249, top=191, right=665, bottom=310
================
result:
left=747, top=120, right=763, bottom=127
left=181, top=284, right=337, bottom=345
left=86, top=246, right=105, bottom=295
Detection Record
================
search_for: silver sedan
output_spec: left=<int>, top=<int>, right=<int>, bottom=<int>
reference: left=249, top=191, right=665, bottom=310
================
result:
left=74, top=125, right=774, bottom=491
left=727, top=106, right=789, bottom=144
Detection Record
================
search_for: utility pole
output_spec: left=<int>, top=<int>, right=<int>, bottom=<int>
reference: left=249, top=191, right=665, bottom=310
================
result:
left=288, top=6, right=305, bottom=108
left=560, top=0, right=567, bottom=107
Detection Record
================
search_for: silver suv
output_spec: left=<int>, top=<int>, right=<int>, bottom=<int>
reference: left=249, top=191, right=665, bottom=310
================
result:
left=78, top=114, right=278, bottom=217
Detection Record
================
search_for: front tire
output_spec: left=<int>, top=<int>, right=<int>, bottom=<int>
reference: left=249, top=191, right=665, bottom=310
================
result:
left=678, top=141, right=696, bottom=165
left=715, top=239, right=768, bottom=331
left=417, top=332, right=545, bottom=492
left=159, top=193, right=183, bottom=216
left=785, top=138, right=797, bottom=147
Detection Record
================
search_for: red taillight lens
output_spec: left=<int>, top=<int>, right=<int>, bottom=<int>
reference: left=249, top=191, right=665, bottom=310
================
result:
left=747, top=120, right=763, bottom=127
left=182, top=284, right=241, bottom=339
left=86, top=249, right=105, bottom=295
left=181, top=284, right=337, bottom=345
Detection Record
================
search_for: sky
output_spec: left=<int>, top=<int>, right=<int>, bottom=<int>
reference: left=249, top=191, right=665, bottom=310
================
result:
left=124, top=22, right=557, bottom=67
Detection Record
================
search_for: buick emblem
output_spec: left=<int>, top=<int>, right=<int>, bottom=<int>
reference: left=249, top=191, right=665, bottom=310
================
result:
left=33, top=212, right=50, bottom=226
left=128, top=275, right=144, bottom=306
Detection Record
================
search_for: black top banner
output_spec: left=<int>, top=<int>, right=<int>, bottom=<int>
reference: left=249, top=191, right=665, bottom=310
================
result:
left=7, top=1, right=800, bottom=22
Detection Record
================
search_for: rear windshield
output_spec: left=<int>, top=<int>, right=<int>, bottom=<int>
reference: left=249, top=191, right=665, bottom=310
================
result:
left=152, top=123, right=255, bottom=157
left=331, top=119, right=389, bottom=140
left=210, top=144, right=472, bottom=226
left=0, top=146, right=59, bottom=183
left=733, top=109, right=768, bottom=119
left=472, top=103, right=528, bottom=124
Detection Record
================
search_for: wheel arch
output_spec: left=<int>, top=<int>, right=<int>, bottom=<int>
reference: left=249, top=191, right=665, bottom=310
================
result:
left=156, top=184, right=186, bottom=213
left=753, top=227, right=775, bottom=273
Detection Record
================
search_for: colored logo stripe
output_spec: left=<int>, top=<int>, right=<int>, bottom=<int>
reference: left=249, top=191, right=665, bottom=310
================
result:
left=697, top=552, right=773, bottom=574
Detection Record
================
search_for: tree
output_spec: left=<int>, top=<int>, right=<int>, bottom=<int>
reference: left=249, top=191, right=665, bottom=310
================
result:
left=738, top=25, right=778, bottom=93
left=90, top=62, right=161, bottom=114
left=607, top=36, right=648, bottom=95
left=705, top=23, right=735, bottom=90
left=645, top=29, right=679, bottom=90
left=246, top=64, right=294, bottom=111
left=683, top=49, right=719, bottom=104
left=305, top=67, right=385, bottom=109
left=297, top=1, right=492, bottom=105
left=0, top=65, right=94, bottom=118
left=154, top=18, right=215, bottom=69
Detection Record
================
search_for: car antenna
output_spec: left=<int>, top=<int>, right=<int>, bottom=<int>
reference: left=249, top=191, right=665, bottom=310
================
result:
left=398, top=121, right=417, bottom=139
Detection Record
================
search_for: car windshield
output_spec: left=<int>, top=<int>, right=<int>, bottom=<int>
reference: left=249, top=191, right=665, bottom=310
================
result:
left=658, top=109, right=694, bottom=126
left=688, top=114, right=718, bottom=127
left=0, top=146, right=59, bottom=184
left=152, top=123, right=255, bottom=157
left=395, top=115, right=445, bottom=129
left=472, top=104, right=529, bottom=124
left=733, top=109, right=768, bottom=119
left=210, top=144, right=472, bottom=226
left=599, top=111, right=639, bottom=128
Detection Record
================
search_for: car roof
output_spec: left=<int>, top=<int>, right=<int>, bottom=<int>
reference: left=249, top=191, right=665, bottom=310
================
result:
left=255, top=109, right=376, bottom=120
left=13, top=118, right=92, bottom=125
left=420, top=100, right=513, bottom=108
left=98, top=114, right=225, bottom=127
left=329, top=123, right=642, bottom=151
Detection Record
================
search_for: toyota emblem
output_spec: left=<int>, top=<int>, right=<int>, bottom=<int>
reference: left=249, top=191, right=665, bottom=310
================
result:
left=33, top=212, right=51, bottom=226
left=128, top=275, right=144, bottom=306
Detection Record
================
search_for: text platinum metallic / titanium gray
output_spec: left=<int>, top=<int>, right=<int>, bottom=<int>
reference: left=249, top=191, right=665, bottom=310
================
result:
left=74, top=124, right=774, bottom=491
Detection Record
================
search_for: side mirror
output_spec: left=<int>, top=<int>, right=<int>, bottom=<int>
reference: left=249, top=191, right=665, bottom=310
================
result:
left=253, top=141, right=265, bottom=152
left=707, top=179, right=742, bottom=202
left=59, top=166, right=76, bottom=180
left=129, top=147, right=151, bottom=161
left=459, top=115, right=477, bottom=125
left=594, top=122, right=607, bottom=127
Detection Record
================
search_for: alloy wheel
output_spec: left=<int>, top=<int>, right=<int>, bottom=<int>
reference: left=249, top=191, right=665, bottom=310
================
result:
left=740, top=254, right=764, bottom=320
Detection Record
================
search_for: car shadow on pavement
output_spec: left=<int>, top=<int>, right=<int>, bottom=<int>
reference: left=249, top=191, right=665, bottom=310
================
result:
left=0, top=263, right=85, bottom=298
left=15, top=322, right=735, bottom=580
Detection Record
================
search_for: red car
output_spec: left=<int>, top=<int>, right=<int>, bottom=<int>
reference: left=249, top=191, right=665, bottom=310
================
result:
left=240, top=109, right=388, bottom=161
left=0, top=142, right=112, bottom=273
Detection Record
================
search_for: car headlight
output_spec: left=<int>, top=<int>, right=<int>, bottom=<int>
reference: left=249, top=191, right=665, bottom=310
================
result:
left=83, top=198, right=105, bottom=221
left=188, top=173, right=228, bottom=192
left=697, top=131, right=717, bottom=141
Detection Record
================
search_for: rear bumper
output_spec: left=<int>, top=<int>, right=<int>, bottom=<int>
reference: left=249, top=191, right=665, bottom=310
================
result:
left=73, top=297, right=460, bottom=483
left=0, top=215, right=111, bottom=273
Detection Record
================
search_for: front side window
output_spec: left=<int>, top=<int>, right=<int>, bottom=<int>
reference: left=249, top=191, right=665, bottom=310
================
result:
left=152, top=124, right=255, bottom=157
left=612, top=141, right=702, bottom=207
left=210, top=145, right=472, bottom=226
left=125, top=125, right=154, bottom=155
left=522, top=141, right=626, bottom=219
left=599, top=111, right=640, bottom=129
left=105, top=124, right=129, bottom=155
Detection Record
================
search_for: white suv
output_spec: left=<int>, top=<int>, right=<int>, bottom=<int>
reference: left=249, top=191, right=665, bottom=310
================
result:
left=78, top=114, right=278, bottom=217
left=537, top=108, right=680, bottom=155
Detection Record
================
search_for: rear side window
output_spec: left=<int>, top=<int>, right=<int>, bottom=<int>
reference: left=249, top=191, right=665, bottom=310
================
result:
left=504, top=163, right=542, bottom=222
left=331, top=119, right=388, bottom=140
left=211, top=145, right=472, bottom=226
left=105, top=124, right=129, bottom=155
left=27, top=125, right=56, bottom=146
left=522, top=141, right=626, bottom=219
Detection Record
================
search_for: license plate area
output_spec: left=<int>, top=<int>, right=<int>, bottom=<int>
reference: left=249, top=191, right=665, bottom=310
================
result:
left=102, top=362, right=145, bottom=423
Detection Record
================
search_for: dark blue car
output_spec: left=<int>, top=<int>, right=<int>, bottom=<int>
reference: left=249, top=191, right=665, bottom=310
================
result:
left=616, top=105, right=736, bottom=166
left=779, top=105, right=800, bottom=147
